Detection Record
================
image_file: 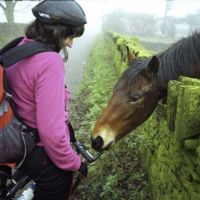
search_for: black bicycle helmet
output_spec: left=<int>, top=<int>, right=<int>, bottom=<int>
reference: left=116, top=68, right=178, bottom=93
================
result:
left=32, top=0, right=87, bottom=27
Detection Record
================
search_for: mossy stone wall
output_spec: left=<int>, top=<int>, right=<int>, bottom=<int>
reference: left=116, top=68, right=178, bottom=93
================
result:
left=108, top=32, right=200, bottom=199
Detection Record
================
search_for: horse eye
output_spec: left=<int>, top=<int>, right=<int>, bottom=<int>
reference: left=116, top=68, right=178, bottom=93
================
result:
left=130, top=95, right=140, bottom=103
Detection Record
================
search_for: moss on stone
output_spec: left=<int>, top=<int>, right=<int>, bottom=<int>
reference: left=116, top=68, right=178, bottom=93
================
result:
left=175, top=83, right=200, bottom=140
left=179, top=76, right=200, bottom=86
left=167, top=80, right=182, bottom=131
left=98, top=33, right=200, bottom=200
left=136, top=76, right=200, bottom=200
left=183, top=139, right=199, bottom=150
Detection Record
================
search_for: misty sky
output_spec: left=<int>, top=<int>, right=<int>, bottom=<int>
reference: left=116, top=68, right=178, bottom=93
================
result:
left=0, top=0, right=199, bottom=39
left=1, top=0, right=200, bottom=93
left=0, top=0, right=200, bottom=25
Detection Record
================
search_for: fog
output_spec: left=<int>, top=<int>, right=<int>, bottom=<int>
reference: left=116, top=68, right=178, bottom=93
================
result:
left=67, top=0, right=200, bottom=94
left=0, top=0, right=200, bottom=95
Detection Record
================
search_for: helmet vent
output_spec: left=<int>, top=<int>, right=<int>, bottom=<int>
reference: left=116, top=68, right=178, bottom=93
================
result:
left=38, top=12, right=51, bottom=19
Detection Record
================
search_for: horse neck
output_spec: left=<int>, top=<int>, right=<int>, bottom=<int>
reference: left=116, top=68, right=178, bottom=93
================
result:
left=156, top=33, right=200, bottom=91
left=156, top=54, right=177, bottom=91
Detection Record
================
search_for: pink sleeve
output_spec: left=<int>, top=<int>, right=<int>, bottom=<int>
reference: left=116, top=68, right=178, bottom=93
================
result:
left=35, top=54, right=81, bottom=171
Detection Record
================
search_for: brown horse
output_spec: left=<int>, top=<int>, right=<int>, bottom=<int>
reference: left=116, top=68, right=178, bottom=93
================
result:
left=91, top=32, right=200, bottom=151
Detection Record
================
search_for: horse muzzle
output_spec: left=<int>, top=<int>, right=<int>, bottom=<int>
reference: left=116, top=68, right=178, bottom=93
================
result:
left=91, top=136, right=114, bottom=151
left=91, top=136, right=104, bottom=151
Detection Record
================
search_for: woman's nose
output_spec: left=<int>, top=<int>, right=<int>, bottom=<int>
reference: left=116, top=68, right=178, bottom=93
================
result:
left=67, top=40, right=73, bottom=48
left=65, top=38, right=73, bottom=48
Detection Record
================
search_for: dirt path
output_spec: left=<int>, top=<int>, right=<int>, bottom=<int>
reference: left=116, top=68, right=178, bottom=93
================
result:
left=65, top=31, right=97, bottom=98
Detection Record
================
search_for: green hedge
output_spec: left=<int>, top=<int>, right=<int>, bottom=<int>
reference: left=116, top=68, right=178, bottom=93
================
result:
left=137, top=76, right=200, bottom=200
left=71, top=34, right=152, bottom=200
left=107, top=32, right=200, bottom=199
left=72, top=32, right=200, bottom=199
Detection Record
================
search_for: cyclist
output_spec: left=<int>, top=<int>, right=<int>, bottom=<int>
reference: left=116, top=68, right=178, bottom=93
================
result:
left=1, top=0, right=88, bottom=199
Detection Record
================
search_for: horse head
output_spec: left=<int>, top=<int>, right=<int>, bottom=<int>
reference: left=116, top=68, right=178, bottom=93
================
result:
left=92, top=52, right=162, bottom=151
left=92, top=32, right=200, bottom=151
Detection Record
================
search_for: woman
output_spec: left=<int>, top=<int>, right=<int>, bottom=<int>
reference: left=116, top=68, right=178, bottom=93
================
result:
left=5, top=0, right=87, bottom=199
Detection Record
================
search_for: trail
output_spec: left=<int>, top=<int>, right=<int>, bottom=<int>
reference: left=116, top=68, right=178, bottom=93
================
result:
left=65, top=28, right=99, bottom=98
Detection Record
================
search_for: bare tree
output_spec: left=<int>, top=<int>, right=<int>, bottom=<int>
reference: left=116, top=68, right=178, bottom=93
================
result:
left=0, top=0, right=41, bottom=24
left=125, top=13, right=157, bottom=37
left=103, top=11, right=158, bottom=38
left=0, top=0, right=19, bottom=24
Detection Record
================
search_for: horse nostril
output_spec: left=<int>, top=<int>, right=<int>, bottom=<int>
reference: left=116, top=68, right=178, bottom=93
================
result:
left=92, top=136, right=104, bottom=151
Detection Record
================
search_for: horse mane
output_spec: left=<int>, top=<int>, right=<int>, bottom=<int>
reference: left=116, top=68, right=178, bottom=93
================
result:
left=157, top=31, right=200, bottom=88
left=115, top=31, right=200, bottom=91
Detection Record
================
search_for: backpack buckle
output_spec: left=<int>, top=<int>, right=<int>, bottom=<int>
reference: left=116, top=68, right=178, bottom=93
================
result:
left=5, top=92, right=12, bottom=100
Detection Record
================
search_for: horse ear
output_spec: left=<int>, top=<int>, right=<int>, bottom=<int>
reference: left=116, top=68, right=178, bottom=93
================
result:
left=143, top=56, right=159, bottom=80
left=126, top=46, right=136, bottom=64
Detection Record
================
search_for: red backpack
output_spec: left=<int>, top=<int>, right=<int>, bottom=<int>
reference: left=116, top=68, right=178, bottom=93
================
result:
left=0, top=37, right=52, bottom=168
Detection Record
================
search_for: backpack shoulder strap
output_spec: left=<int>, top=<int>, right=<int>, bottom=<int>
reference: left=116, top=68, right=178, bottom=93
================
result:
left=0, top=39, right=53, bottom=125
left=1, top=40, right=53, bottom=68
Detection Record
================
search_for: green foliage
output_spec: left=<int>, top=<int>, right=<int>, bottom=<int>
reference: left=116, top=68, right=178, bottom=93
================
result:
left=70, top=34, right=152, bottom=199
left=109, top=31, right=152, bottom=58
left=136, top=77, right=200, bottom=200
left=77, top=35, right=118, bottom=133
left=71, top=30, right=200, bottom=200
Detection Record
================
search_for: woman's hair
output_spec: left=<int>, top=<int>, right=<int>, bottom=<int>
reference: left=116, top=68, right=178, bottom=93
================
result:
left=25, top=20, right=85, bottom=60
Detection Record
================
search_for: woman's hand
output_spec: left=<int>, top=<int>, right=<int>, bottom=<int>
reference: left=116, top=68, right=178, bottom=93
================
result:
left=77, top=162, right=88, bottom=179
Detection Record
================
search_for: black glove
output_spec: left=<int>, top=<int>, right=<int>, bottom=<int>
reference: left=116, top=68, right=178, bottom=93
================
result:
left=77, top=162, right=88, bottom=178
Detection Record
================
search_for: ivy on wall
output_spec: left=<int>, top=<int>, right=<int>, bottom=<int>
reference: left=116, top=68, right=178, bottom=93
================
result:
left=71, top=32, right=200, bottom=200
